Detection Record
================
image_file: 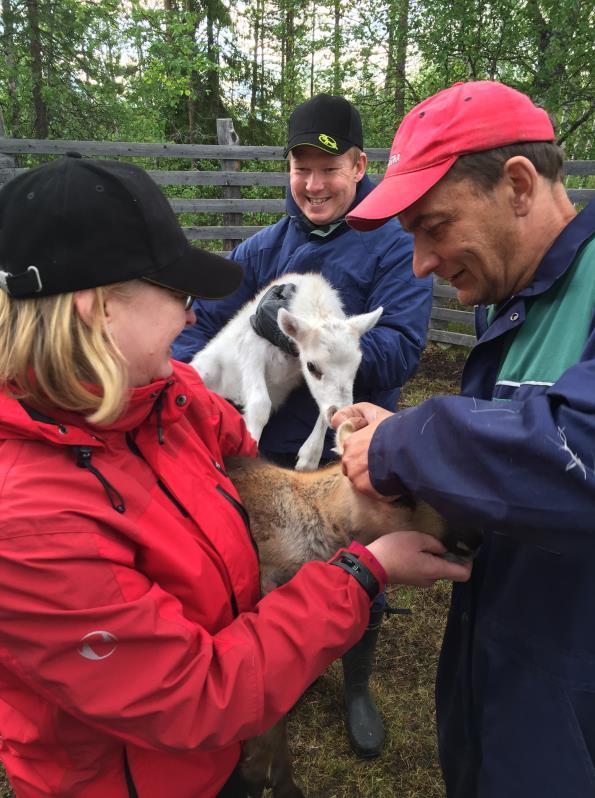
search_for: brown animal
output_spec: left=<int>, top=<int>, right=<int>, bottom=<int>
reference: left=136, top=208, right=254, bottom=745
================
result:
left=226, top=456, right=455, bottom=596
left=225, top=435, right=480, bottom=798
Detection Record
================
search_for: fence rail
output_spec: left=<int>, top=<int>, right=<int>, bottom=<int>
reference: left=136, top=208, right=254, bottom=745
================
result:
left=1, top=124, right=593, bottom=348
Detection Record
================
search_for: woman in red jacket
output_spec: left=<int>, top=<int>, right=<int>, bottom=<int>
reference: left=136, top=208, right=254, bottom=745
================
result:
left=0, top=155, right=471, bottom=798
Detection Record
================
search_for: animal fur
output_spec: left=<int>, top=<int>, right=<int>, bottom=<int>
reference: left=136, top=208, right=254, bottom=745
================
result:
left=226, top=456, right=450, bottom=596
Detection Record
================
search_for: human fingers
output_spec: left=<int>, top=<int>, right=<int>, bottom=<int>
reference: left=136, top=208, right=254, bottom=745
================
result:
left=432, top=557, right=473, bottom=583
left=338, top=424, right=382, bottom=499
left=366, top=531, right=473, bottom=587
left=331, top=405, right=369, bottom=431
left=331, top=402, right=392, bottom=430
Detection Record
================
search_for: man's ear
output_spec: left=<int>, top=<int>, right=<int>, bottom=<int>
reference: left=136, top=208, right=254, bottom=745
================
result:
left=73, top=288, right=101, bottom=328
left=355, top=151, right=368, bottom=183
left=502, top=156, right=539, bottom=217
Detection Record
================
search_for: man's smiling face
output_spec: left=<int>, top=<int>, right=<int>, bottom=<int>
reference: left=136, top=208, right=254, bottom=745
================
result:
left=289, top=145, right=367, bottom=226
left=398, top=175, right=526, bottom=307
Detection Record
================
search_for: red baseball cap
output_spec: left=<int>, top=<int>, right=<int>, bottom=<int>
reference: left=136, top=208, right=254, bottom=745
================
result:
left=347, top=81, right=555, bottom=231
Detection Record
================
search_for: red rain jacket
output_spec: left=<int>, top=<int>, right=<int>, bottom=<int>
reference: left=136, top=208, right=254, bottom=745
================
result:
left=0, top=362, right=382, bottom=797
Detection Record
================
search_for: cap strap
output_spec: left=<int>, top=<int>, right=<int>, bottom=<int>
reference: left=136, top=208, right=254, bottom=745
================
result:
left=0, top=266, right=43, bottom=297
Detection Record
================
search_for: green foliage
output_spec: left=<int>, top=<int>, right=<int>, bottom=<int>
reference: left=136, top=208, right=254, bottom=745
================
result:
left=0, top=0, right=137, bottom=139
left=1, top=0, right=592, bottom=155
left=410, top=0, right=595, bottom=157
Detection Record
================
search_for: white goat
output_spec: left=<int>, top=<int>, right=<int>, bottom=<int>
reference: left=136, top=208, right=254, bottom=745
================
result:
left=191, top=273, right=383, bottom=470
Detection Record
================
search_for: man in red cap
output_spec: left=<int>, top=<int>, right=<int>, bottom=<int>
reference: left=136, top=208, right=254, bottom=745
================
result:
left=335, top=80, right=595, bottom=796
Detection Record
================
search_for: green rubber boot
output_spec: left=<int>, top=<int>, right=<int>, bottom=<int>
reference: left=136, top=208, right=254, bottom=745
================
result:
left=342, top=605, right=385, bottom=758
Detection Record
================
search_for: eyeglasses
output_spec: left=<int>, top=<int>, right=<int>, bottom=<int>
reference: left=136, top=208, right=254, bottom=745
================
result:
left=170, top=290, right=195, bottom=311
left=142, top=279, right=195, bottom=311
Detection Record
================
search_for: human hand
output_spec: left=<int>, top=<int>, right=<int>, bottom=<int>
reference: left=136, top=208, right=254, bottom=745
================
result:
left=331, top=401, right=393, bottom=432
left=367, top=531, right=473, bottom=587
left=249, top=283, right=298, bottom=356
left=331, top=403, right=394, bottom=500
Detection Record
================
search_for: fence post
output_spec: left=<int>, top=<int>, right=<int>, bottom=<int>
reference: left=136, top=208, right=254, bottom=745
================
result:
left=216, top=118, right=242, bottom=252
left=0, top=109, right=17, bottom=189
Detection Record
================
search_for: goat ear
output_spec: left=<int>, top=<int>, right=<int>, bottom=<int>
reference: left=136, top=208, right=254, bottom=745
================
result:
left=332, top=420, right=357, bottom=455
left=348, top=306, right=383, bottom=337
left=277, top=308, right=311, bottom=343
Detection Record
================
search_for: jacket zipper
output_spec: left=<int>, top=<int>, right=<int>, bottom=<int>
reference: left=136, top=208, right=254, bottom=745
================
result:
left=123, top=749, right=138, bottom=798
left=215, top=483, right=258, bottom=556
left=216, top=483, right=261, bottom=611
left=125, top=433, right=189, bottom=518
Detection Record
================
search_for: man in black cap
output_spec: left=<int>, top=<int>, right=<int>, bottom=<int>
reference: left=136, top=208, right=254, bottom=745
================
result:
left=173, top=94, right=433, bottom=758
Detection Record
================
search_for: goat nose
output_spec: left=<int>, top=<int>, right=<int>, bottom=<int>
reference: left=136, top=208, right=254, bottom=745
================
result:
left=326, top=406, right=338, bottom=425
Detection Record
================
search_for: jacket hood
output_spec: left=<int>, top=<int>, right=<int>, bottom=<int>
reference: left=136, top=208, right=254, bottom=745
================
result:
left=0, top=362, right=201, bottom=448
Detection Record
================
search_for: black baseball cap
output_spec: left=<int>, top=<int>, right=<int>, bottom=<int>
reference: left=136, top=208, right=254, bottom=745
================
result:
left=284, top=94, right=364, bottom=157
left=0, top=154, right=243, bottom=300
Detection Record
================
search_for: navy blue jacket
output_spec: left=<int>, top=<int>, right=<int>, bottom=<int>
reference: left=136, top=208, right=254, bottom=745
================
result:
left=369, top=200, right=595, bottom=797
left=174, top=177, right=432, bottom=459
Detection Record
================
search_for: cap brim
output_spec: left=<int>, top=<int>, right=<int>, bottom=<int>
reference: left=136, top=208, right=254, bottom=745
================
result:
left=347, top=157, right=457, bottom=231
left=148, top=246, right=244, bottom=300
left=283, top=134, right=354, bottom=158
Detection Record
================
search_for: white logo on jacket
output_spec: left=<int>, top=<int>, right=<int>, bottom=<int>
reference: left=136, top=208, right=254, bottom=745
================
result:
left=78, top=630, right=118, bottom=660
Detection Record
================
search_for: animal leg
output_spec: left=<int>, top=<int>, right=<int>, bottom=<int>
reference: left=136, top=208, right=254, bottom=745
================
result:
left=269, top=719, right=305, bottom=798
left=242, top=373, right=273, bottom=444
left=295, top=413, right=327, bottom=471
left=240, top=719, right=305, bottom=798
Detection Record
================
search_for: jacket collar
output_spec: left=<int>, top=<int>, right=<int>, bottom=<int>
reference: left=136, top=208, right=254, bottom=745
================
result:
left=496, top=199, right=594, bottom=308
left=478, top=199, right=595, bottom=337
left=0, top=363, right=196, bottom=446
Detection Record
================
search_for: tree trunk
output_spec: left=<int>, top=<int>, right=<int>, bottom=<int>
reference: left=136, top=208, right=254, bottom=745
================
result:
left=385, top=0, right=409, bottom=122
left=283, top=1, right=296, bottom=114
left=393, top=0, right=409, bottom=121
left=250, top=0, right=261, bottom=116
left=310, top=1, right=315, bottom=97
left=1, top=0, right=19, bottom=135
left=332, top=0, right=341, bottom=94
left=25, top=0, right=49, bottom=138
left=185, top=0, right=201, bottom=143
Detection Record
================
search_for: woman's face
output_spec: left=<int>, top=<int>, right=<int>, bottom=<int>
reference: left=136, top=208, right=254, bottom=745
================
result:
left=104, top=280, right=196, bottom=387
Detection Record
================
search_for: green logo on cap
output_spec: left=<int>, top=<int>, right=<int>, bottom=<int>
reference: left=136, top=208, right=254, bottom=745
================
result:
left=319, top=134, right=338, bottom=150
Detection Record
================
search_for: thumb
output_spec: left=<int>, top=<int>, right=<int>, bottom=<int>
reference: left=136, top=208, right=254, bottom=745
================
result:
left=416, top=533, right=448, bottom=555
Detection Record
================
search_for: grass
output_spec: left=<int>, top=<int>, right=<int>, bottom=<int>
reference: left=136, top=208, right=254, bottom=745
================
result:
left=287, top=582, right=454, bottom=798
left=0, top=342, right=467, bottom=798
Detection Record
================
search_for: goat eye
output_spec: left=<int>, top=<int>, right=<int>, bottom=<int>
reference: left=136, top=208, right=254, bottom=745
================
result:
left=306, top=362, right=323, bottom=380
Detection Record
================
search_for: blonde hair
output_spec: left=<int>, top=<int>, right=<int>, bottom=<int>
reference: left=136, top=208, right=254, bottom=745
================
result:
left=0, top=286, right=129, bottom=426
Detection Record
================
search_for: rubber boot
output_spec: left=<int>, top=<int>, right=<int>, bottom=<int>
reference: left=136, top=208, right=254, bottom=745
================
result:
left=342, top=603, right=385, bottom=758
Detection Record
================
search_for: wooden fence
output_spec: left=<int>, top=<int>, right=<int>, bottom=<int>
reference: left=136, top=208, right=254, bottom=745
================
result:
left=1, top=119, right=593, bottom=348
